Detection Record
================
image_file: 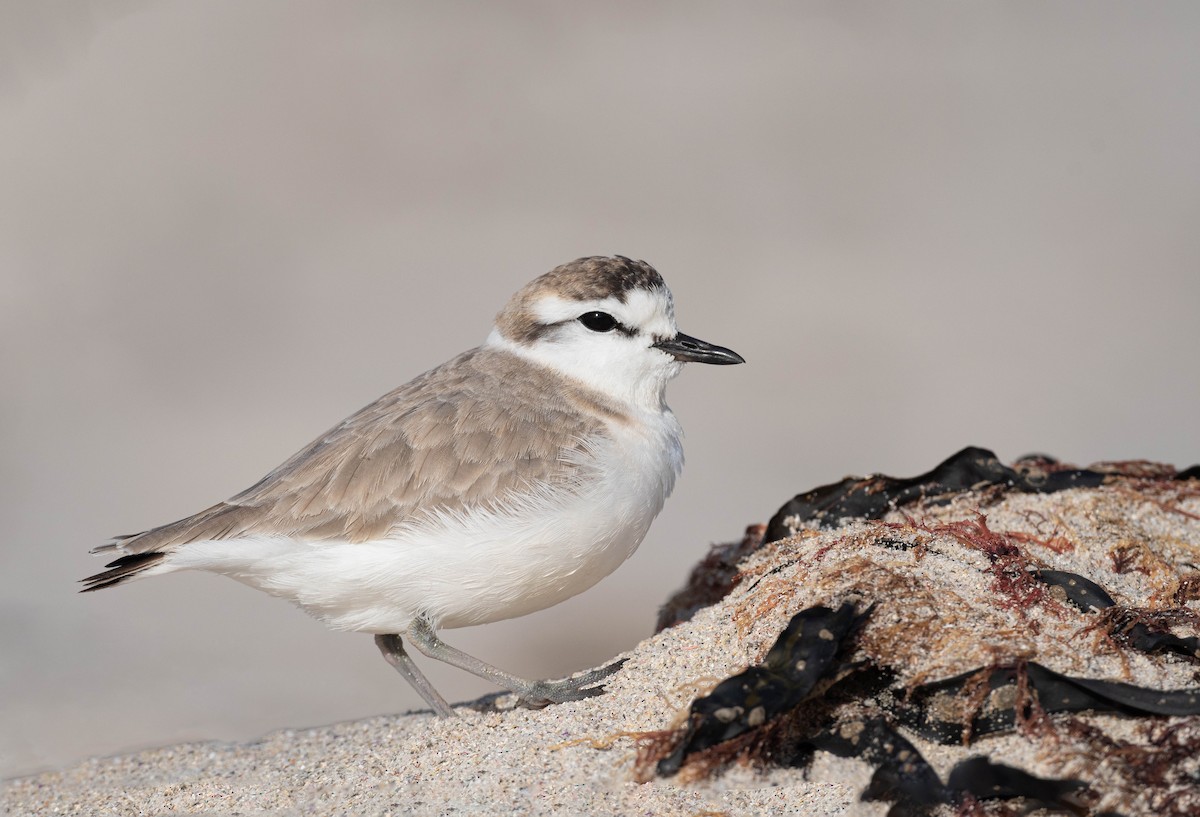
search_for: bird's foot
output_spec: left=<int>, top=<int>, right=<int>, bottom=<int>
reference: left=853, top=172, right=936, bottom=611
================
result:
left=515, top=657, right=628, bottom=709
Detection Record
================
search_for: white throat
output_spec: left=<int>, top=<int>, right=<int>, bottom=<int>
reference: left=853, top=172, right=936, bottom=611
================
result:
left=485, top=328, right=681, bottom=413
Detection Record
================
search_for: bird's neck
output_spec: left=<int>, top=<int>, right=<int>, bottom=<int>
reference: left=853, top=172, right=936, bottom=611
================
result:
left=484, top=328, right=674, bottom=415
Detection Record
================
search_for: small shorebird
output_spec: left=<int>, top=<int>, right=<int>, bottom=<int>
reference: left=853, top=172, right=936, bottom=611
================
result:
left=82, top=256, right=744, bottom=716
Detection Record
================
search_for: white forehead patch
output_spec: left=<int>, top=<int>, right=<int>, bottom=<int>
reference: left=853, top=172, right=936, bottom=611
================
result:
left=531, top=286, right=677, bottom=338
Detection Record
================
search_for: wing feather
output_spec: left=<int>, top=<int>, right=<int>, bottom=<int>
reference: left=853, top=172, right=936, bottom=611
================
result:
left=103, top=347, right=618, bottom=554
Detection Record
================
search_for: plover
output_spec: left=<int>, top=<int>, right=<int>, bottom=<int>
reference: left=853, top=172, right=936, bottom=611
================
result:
left=82, top=256, right=744, bottom=716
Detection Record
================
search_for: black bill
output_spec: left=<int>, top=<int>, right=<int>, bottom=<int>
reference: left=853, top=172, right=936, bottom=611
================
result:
left=653, top=332, right=745, bottom=365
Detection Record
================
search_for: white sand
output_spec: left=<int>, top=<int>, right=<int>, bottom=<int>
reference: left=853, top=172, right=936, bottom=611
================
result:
left=4, top=598, right=857, bottom=817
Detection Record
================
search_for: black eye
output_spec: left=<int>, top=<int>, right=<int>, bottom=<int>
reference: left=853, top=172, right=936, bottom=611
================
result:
left=578, top=311, right=617, bottom=332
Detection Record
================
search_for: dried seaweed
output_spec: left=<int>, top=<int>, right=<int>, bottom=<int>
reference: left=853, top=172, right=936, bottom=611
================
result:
left=945, top=756, right=1088, bottom=813
left=1030, top=569, right=1200, bottom=658
left=656, top=524, right=766, bottom=632
left=1055, top=717, right=1200, bottom=817
left=646, top=602, right=1200, bottom=813
left=811, top=717, right=949, bottom=815
left=656, top=602, right=869, bottom=776
left=918, top=515, right=1064, bottom=619
left=650, top=449, right=1200, bottom=814
left=666, top=449, right=1197, bottom=637
left=1094, top=607, right=1200, bottom=659
left=765, top=447, right=1107, bottom=541
left=900, top=662, right=1200, bottom=745
left=1032, top=569, right=1117, bottom=612
left=811, top=718, right=1092, bottom=816
left=765, top=447, right=1200, bottom=543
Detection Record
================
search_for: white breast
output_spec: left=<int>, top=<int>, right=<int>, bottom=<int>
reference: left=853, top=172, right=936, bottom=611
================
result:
left=168, top=409, right=684, bottom=633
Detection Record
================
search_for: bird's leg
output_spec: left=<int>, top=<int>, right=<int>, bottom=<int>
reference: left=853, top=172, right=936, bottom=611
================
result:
left=374, top=633, right=456, bottom=718
left=405, top=617, right=626, bottom=709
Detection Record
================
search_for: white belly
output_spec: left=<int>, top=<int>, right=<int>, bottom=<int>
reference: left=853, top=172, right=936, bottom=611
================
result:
left=166, top=411, right=684, bottom=633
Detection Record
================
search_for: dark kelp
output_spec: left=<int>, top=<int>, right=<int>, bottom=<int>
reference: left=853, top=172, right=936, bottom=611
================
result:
left=764, top=446, right=1108, bottom=542
left=647, top=604, right=1200, bottom=814
left=646, top=448, right=1200, bottom=814
left=656, top=601, right=869, bottom=775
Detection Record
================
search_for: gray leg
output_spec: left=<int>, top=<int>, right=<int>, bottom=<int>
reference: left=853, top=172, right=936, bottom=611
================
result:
left=374, top=633, right=456, bottom=718
left=405, top=617, right=625, bottom=708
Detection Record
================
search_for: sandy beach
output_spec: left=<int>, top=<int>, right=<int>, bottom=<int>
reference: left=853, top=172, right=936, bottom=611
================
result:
left=8, top=463, right=1199, bottom=816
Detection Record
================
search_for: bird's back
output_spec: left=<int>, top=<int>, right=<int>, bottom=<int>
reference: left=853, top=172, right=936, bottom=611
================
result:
left=84, top=346, right=623, bottom=590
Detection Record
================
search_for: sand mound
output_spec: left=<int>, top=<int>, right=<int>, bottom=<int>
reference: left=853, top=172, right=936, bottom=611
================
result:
left=6, top=450, right=1198, bottom=816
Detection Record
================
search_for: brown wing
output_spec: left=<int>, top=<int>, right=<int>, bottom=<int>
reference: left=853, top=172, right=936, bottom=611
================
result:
left=100, top=347, right=617, bottom=554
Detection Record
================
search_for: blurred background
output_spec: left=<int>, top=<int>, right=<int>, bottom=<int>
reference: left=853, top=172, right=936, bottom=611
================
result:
left=2, top=1, right=1198, bottom=779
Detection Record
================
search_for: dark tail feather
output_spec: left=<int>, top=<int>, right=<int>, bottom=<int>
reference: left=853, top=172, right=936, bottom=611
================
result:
left=80, top=552, right=166, bottom=592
